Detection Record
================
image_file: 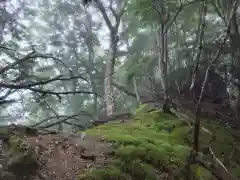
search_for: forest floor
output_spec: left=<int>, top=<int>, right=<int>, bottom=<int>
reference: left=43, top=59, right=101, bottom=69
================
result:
left=21, top=133, right=113, bottom=180
left=1, top=104, right=240, bottom=180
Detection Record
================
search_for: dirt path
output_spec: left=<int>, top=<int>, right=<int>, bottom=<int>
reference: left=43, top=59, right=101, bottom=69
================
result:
left=22, top=133, right=112, bottom=180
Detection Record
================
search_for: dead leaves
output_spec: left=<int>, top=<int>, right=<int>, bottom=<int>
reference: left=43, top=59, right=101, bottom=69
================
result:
left=21, top=133, right=112, bottom=180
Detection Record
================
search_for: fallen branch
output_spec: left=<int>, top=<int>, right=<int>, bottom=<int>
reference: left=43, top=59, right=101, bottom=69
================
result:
left=63, top=121, right=85, bottom=130
left=35, top=110, right=94, bottom=129
left=90, top=112, right=133, bottom=126
left=32, top=110, right=93, bottom=128
left=173, top=105, right=237, bottom=180
left=197, top=147, right=237, bottom=180
left=37, top=114, right=80, bottom=129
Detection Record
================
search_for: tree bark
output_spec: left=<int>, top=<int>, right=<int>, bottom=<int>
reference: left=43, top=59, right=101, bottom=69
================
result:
left=156, top=25, right=170, bottom=113
left=132, top=76, right=141, bottom=103
left=229, top=2, right=240, bottom=120
left=95, top=0, right=126, bottom=116
left=86, top=12, right=99, bottom=118
left=104, top=52, right=116, bottom=115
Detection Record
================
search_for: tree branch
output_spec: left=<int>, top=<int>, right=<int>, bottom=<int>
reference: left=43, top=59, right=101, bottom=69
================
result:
left=26, top=88, right=101, bottom=98
left=0, top=75, right=89, bottom=89
left=0, top=99, right=16, bottom=106
left=37, top=112, right=89, bottom=129
left=0, top=89, right=16, bottom=100
left=189, top=1, right=240, bottom=179
left=0, top=50, right=57, bottom=75
left=163, top=0, right=201, bottom=35
left=94, top=0, right=114, bottom=32
left=32, top=111, right=93, bottom=128
left=63, top=121, right=85, bottom=130
left=210, top=0, right=227, bottom=25
left=190, top=0, right=208, bottom=104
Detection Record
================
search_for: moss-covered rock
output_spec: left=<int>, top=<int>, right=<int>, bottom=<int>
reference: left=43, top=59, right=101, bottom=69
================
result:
left=1, top=137, right=38, bottom=180
left=81, top=104, right=240, bottom=180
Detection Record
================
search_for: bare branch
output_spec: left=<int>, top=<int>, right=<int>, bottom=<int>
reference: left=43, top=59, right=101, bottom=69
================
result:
left=109, top=0, right=118, bottom=19
left=26, top=88, right=101, bottom=97
left=95, top=0, right=127, bottom=32
left=32, top=111, right=93, bottom=128
left=0, top=50, right=54, bottom=75
left=211, top=0, right=227, bottom=25
left=198, top=142, right=237, bottom=180
left=63, top=121, right=85, bottom=130
left=94, top=0, right=114, bottom=31
left=192, top=0, right=240, bottom=151
left=163, top=0, right=201, bottom=35
left=190, top=0, right=208, bottom=105
left=42, top=99, right=59, bottom=118
left=116, top=0, right=128, bottom=19
left=0, top=99, right=16, bottom=105
left=0, top=89, right=17, bottom=100
left=37, top=112, right=88, bottom=129
left=197, top=0, right=240, bottom=107
left=0, top=75, right=89, bottom=89
left=188, top=1, right=240, bottom=179
left=0, top=44, right=14, bottom=51
left=152, top=0, right=200, bottom=30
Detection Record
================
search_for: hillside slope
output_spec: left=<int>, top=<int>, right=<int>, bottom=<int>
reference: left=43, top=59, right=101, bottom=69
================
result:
left=1, top=105, right=240, bottom=180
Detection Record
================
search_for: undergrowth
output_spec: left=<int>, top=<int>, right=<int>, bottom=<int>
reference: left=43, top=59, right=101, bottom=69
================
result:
left=80, top=104, right=240, bottom=180
left=1, top=137, right=38, bottom=180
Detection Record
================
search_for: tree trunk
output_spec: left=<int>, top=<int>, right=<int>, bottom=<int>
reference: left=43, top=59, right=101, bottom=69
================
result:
left=229, top=6, right=240, bottom=120
left=104, top=57, right=115, bottom=116
left=132, top=76, right=141, bottom=103
left=95, top=0, right=126, bottom=116
left=89, top=57, right=98, bottom=118
left=235, top=86, right=240, bottom=119
left=85, top=12, right=99, bottom=118
left=156, top=25, right=170, bottom=113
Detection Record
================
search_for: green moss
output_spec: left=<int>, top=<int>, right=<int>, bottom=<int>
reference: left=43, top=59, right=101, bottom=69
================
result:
left=119, top=160, right=157, bottom=180
left=79, top=166, right=130, bottom=180
left=189, top=165, right=212, bottom=180
left=3, top=137, right=39, bottom=180
left=82, top=106, right=240, bottom=180
left=84, top=109, right=189, bottom=179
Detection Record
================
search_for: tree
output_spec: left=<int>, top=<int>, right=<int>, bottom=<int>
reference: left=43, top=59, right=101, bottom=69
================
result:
left=91, top=0, right=127, bottom=116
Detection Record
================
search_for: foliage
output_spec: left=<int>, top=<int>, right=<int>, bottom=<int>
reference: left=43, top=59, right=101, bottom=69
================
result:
left=78, top=106, right=238, bottom=179
left=0, top=1, right=240, bottom=178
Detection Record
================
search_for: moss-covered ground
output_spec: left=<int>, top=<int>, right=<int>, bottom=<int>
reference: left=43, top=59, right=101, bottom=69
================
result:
left=1, top=104, right=239, bottom=179
left=1, top=136, right=38, bottom=180
left=80, top=104, right=240, bottom=180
